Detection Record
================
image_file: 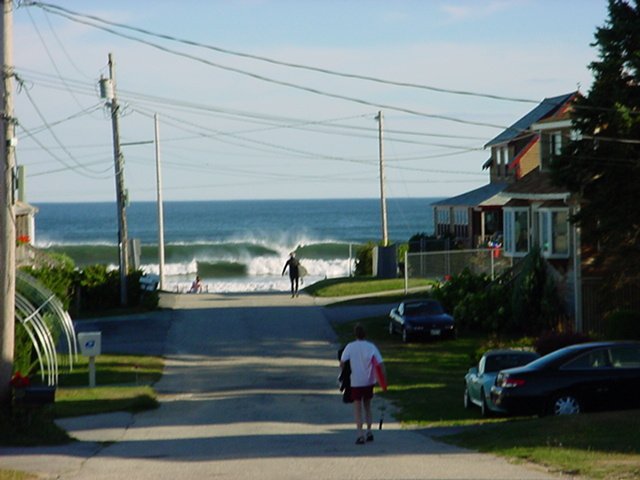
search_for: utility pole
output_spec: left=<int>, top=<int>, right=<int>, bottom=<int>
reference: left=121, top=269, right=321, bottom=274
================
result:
left=376, top=111, right=389, bottom=246
left=104, top=53, right=129, bottom=305
left=0, top=0, right=15, bottom=403
left=154, top=114, right=165, bottom=291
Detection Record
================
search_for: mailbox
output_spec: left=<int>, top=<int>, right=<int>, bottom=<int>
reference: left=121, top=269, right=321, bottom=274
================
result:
left=78, top=332, right=102, bottom=357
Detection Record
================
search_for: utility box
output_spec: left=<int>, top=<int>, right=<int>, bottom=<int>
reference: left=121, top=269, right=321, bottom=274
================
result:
left=78, top=332, right=102, bottom=357
left=373, top=245, right=398, bottom=279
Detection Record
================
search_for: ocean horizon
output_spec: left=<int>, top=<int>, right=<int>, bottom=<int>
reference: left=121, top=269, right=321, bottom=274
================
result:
left=34, top=197, right=442, bottom=293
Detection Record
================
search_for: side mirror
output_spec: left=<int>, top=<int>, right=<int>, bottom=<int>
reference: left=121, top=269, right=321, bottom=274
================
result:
left=468, top=366, right=478, bottom=375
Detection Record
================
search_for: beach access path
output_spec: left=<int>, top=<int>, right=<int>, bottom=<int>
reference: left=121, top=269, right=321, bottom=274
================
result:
left=0, top=292, right=571, bottom=480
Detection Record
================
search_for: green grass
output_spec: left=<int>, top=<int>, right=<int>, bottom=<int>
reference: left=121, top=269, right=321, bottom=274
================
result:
left=0, top=471, right=38, bottom=480
left=304, top=276, right=433, bottom=298
left=54, top=354, right=163, bottom=418
left=444, top=412, right=640, bottom=479
left=0, top=354, right=163, bottom=447
left=334, top=312, right=640, bottom=478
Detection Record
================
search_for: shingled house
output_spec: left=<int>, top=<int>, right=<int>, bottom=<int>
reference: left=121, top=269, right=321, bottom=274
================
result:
left=433, top=92, right=577, bottom=252
left=433, top=92, right=589, bottom=328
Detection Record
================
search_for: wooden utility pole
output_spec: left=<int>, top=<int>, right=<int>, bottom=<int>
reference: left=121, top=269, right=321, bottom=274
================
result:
left=106, top=53, right=129, bottom=306
left=0, top=0, right=15, bottom=403
left=154, top=114, right=165, bottom=291
left=376, top=111, right=389, bottom=246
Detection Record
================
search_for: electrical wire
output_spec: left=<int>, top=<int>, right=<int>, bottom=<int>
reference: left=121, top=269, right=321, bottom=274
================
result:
left=24, top=1, right=541, bottom=105
left=20, top=3, right=521, bottom=133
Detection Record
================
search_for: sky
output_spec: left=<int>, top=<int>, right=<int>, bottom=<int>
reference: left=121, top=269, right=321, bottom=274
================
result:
left=12, top=0, right=610, bottom=203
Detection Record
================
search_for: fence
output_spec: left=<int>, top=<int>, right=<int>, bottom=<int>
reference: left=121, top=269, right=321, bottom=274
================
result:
left=404, top=249, right=513, bottom=291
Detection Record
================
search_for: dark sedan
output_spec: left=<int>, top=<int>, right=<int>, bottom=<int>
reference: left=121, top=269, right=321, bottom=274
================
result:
left=389, top=299, right=454, bottom=343
left=491, top=341, right=640, bottom=416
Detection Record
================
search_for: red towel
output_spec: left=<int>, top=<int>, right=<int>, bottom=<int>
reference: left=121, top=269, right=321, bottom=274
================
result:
left=371, top=356, right=387, bottom=391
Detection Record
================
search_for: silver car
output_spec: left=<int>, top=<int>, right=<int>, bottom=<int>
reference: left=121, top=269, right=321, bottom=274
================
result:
left=464, top=349, right=539, bottom=416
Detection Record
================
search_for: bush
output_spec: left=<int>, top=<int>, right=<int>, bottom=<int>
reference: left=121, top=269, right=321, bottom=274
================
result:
left=604, top=309, right=640, bottom=340
left=355, top=242, right=374, bottom=276
left=22, top=255, right=77, bottom=311
left=534, top=331, right=593, bottom=356
left=509, top=247, right=565, bottom=335
left=453, top=283, right=512, bottom=334
left=469, top=335, right=535, bottom=366
left=432, top=268, right=491, bottom=314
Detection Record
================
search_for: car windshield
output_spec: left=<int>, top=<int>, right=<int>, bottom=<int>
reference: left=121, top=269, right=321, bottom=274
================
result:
left=405, top=301, right=444, bottom=316
left=484, top=353, right=538, bottom=373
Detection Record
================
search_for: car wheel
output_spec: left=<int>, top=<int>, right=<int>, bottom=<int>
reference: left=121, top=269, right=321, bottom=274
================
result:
left=550, top=394, right=581, bottom=415
left=388, top=321, right=394, bottom=335
left=402, top=328, right=410, bottom=343
left=463, top=387, right=471, bottom=409
left=480, top=389, right=492, bottom=417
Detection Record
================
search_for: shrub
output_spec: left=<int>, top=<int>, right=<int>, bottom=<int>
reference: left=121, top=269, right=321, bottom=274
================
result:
left=509, top=247, right=565, bottom=335
left=355, top=242, right=374, bottom=276
left=534, top=331, right=593, bottom=356
left=604, top=309, right=640, bottom=340
left=21, top=255, right=77, bottom=311
left=432, top=268, right=491, bottom=314
left=469, top=335, right=535, bottom=366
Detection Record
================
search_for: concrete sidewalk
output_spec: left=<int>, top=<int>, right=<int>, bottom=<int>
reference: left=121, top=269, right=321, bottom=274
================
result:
left=0, top=292, right=571, bottom=479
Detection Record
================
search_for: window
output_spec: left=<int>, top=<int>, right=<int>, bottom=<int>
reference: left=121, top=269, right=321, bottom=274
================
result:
left=500, top=147, right=509, bottom=176
left=504, top=208, right=529, bottom=256
left=550, top=131, right=562, bottom=156
left=539, top=208, right=570, bottom=258
left=611, top=346, right=640, bottom=368
left=454, top=208, right=468, bottom=225
left=437, top=208, right=450, bottom=224
left=563, top=349, right=611, bottom=370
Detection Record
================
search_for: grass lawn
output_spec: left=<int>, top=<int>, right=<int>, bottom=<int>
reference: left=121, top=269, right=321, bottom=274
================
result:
left=304, top=276, right=432, bottom=298
left=0, top=472, right=38, bottom=480
left=0, top=354, right=163, bottom=447
left=334, top=312, right=640, bottom=479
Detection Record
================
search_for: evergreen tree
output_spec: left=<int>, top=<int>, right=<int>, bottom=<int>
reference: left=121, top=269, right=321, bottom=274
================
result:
left=551, top=0, right=640, bottom=283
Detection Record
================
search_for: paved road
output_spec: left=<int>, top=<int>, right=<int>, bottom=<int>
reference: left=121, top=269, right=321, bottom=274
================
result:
left=1, top=293, right=569, bottom=479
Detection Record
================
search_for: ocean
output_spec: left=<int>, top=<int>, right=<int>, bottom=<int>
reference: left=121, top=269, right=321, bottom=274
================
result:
left=34, top=198, right=440, bottom=293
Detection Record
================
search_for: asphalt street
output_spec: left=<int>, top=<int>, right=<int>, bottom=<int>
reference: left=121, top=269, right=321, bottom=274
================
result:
left=0, top=292, right=571, bottom=479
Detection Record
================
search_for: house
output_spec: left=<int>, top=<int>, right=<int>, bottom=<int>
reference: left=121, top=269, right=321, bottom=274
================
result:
left=433, top=92, right=585, bottom=327
left=433, top=92, right=577, bottom=251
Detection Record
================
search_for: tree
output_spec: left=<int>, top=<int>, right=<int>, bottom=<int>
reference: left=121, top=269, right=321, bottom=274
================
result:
left=551, top=0, right=640, bottom=285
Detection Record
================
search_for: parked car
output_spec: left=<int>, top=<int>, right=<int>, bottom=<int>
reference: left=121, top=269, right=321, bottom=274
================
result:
left=491, top=341, right=640, bottom=416
left=464, top=349, right=539, bottom=416
left=389, top=299, right=454, bottom=343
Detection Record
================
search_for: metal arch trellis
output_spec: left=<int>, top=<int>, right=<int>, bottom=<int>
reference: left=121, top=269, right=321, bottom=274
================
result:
left=15, top=271, right=78, bottom=385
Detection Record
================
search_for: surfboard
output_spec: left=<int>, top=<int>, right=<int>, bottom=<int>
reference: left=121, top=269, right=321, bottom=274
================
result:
left=371, top=355, right=387, bottom=391
left=298, top=264, right=308, bottom=277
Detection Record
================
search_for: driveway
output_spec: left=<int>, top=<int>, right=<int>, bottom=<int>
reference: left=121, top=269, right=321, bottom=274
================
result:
left=0, top=293, right=568, bottom=479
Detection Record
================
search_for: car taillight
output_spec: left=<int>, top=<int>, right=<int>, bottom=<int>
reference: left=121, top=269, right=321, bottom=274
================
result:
left=500, top=375, right=526, bottom=388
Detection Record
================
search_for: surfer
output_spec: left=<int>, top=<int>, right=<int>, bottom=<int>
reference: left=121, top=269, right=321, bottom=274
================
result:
left=189, top=276, right=202, bottom=293
left=339, top=323, right=385, bottom=445
left=281, top=252, right=300, bottom=297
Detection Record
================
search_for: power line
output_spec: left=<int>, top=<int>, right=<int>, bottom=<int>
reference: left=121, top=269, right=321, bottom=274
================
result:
left=21, top=3, right=518, bottom=132
left=25, top=1, right=541, bottom=105
left=17, top=77, right=111, bottom=177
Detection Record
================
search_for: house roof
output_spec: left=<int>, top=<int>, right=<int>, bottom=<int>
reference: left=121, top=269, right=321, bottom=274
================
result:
left=15, top=201, right=38, bottom=216
left=484, top=92, right=577, bottom=148
left=432, top=182, right=509, bottom=208
left=501, top=168, right=569, bottom=200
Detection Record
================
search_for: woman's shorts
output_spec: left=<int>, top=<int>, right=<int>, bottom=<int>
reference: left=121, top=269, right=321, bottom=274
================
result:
left=351, top=385, right=374, bottom=401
